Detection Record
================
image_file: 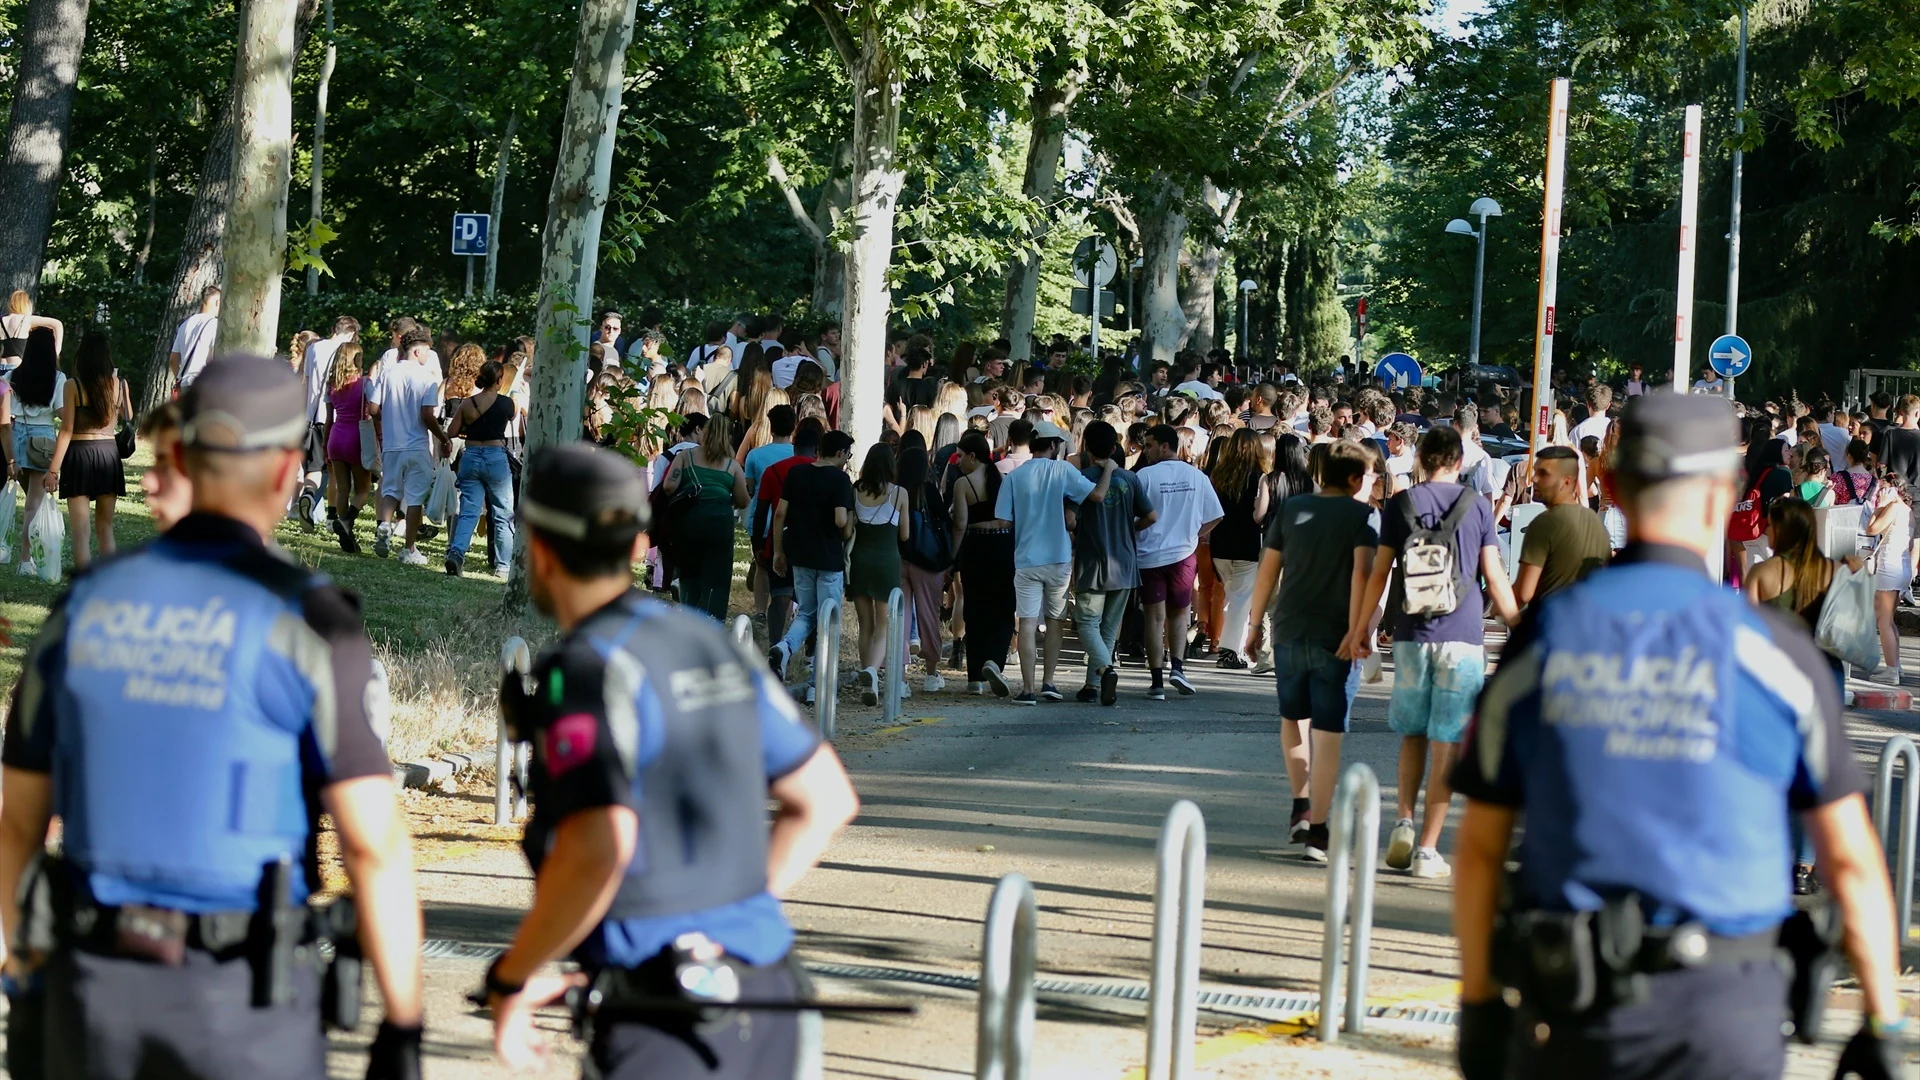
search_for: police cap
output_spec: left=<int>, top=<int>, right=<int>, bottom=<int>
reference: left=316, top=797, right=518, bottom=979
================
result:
left=178, top=355, right=307, bottom=450
left=1610, top=390, right=1741, bottom=482
left=520, top=443, right=651, bottom=543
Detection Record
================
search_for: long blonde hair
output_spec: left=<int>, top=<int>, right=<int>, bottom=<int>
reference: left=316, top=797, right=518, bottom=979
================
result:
left=8, top=289, right=30, bottom=315
left=330, top=343, right=364, bottom=391
left=933, top=380, right=968, bottom=425
left=740, top=388, right=791, bottom=457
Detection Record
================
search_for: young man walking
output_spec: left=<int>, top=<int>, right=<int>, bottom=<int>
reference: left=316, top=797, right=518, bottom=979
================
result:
left=768, top=430, right=856, bottom=705
left=1346, top=425, right=1519, bottom=878
left=1070, top=421, right=1156, bottom=705
left=1134, top=425, right=1223, bottom=700
left=1513, top=445, right=1610, bottom=607
left=1247, top=440, right=1379, bottom=862
left=993, top=421, right=1111, bottom=704
left=370, top=328, right=449, bottom=565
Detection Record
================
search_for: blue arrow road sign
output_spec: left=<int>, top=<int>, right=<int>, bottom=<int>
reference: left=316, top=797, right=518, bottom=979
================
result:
left=1375, top=352, right=1423, bottom=389
left=1707, top=333, right=1751, bottom=379
left=451, top=213, right=490, bottom=257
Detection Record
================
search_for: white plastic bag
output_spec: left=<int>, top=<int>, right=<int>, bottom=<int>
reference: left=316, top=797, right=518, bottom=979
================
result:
left=425, top=461, right=460, bottom=525
left=28, top=495, right=63, bottom=583
left=0, top=479, right=17, bottom=563
left=1815, top=560, right=1882, bottom=671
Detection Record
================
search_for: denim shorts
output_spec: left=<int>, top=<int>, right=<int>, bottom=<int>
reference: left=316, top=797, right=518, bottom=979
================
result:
left=1388, top=640, right=1487, bottom=743
left=1275, top=638, right=1355, bottom=733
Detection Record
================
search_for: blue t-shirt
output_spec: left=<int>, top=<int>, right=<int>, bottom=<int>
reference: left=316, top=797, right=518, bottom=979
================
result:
left=993, top=457, right=1097, bottom=569
left=743, top=442, right=796, bottom=538
left=1380, top=481, right=1498, bottom=645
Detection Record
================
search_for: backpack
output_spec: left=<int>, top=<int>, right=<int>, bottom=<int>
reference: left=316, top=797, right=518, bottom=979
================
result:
left=1728, top=467, right=1781, bottom=544
left=904, top=480, right=954, bottom=572
left=1400, top=490, right=1479, bottom=617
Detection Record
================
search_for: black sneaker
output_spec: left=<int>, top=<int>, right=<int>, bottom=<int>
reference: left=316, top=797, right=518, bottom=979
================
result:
left=1012, top=691, right=1039, bottom=706
left=1076, top=685, right=1099, bottom=703
left=1040, top=684, right=1064, bottom=702
left=1100, top=666, right=1119, bottom=706
left=418, top=523, right=440, bottom=542
left=1302, top=824, right=1331, bottom=864
left=1185, top=633, right=1210, bottom=661
left=1289, top=807, right=1311, bottom=843
left=1169, top=668, right=1196, bottom=695
left=297, top=492, right=318, bottom=533
left=1793, top=863, right=1821, bottom=896
left=444, top=555, right=463, bottom=577
left=1216, top=649, right=1248, bottom=670
left=1145, top=684, right=1167, bottom=702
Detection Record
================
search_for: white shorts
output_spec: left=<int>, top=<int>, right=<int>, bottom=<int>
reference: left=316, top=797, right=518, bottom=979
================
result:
left=1876, top=551, right=1913, bottom=593
left=1013, top=563, right=1071, bottom=621
left=380, top=448, right=434, bottom=507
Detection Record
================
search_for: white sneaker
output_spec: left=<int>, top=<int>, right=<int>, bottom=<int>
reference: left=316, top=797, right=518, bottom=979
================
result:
left=398, top=548, right=429, bottom=567
left=968, top=681, right=987, bottom=695
left=923, top=674, right=947, bottom=693
left=1411, top=850, right=1452, bottom=879
left=898, top=677, right=911, bottom=700
left=17, top=558, right=35, bottom=577
left=860, top=667, right=881, bottom=706
left=1385, top=819, right=1416, bottom=871
left=1869, top=666, right=1904, bottom=687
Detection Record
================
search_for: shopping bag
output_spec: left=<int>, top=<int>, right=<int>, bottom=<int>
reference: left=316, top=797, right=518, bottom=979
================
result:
left=0, top=479, right=17, bottom=563
left=359, top=418, right=380, bottom=472
left=28, top=496, right=63, bottom=583
left=1815, top=560, right=1883, bottom=672
left=425, top=461, right=460, bottom=525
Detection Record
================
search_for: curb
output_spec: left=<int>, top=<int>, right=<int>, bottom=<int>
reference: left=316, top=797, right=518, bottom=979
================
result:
left=391, top=743, right=497, bottom=791
left=1849, top=689, right=1914, bottom=711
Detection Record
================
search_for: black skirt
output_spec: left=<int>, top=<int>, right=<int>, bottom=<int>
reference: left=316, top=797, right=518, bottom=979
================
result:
left=58, top=438, right=127, bottom=499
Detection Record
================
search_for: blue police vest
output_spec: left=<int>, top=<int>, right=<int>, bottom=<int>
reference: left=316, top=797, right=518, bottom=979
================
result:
left=529, top=596, right=771, bottom=924
left=54, top=540, right=325, bottom=913
left=1503, top=559, right=1812, bottom=935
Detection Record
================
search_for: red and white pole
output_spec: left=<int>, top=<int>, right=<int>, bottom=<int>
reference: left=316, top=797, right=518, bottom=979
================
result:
left=1529, top=78, right=1570, bottom=459
left=1673, top=104, right=1702, bottom=391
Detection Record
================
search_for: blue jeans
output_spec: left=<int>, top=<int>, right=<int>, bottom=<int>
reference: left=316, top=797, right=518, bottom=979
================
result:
left=448, top=446, right=514, bottom=566
left=1074, top=589, right=1130, bottom=680
left=1275, top=638, right=1356, bottom=732
left=778, top=567, right=845, bottom=689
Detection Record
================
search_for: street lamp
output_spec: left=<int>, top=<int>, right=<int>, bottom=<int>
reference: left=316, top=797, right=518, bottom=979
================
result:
left=1445, top=197, right=1503, bottom=367
left=1238, top=279, right=1258, bottom=364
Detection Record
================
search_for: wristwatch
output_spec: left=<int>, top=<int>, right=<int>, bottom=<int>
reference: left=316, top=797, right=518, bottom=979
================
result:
left=483, top=956, right=526, bottom=1000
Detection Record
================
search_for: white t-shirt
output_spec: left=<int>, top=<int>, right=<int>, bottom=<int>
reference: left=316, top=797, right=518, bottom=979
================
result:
left=1172, top=380, right=1223, bottom=401
left=1691, top=377, right=1726, bottom=395
left=1818, top=423, right=1853, bottom=464
left=771, top=354, right=802, bottom=389
left=302, top=337, right=348, bottom=423
left=374, top=356, right=443, bottom=453
left=171, top=312, right=219, bottom=385
left=1134, top=459, right=1225, bottom=570
left=1570, top=414, right=1610, bottom=448
left=815, top=348, right=839, bottom=382
left=686, top=343, right=724, bottom=371
left=1459, top=438, right=1499, bottom=497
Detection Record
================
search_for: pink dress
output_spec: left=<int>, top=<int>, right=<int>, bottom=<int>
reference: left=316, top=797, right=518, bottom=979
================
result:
left=326, top=378, right=368, bottom=463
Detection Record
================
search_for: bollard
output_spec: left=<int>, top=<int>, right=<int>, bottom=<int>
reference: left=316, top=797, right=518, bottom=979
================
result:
left=975, top=874, right=1038, bottom=1080
left=496, top=637, right=531, bottom=826
left=815, top=595, right=844, bottom=741
left=1874, top=735, right=1919, bottom=942
left=884, top=587, right=907, bottom=725
left=1145, top=800, right=1206, bottom=1080
left=732, top=613, right=753, bottom=646
left=1319, top=763, right=1381, bottom=1042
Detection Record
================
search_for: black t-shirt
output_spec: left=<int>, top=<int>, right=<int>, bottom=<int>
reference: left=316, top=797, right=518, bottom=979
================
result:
left=779, top=462, right=856, bottom=572
left=889, top=373, right=937, bottom=411
left=1265, top=493, right=1379, bottom=643
left=1868, top=417, right=1891, bottom=463
left=1885, top=427, right=1920, bottom=491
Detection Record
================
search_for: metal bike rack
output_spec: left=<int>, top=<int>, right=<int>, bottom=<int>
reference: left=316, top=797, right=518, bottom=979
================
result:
left=731, top=613, right=753, bottom=646
left=975, top=873, right=1038, bottom=1080
left=815, top=595, right=843, bottom=741
left=1146, top=800, right=1207, bottom=1080
left=1319, top=763, right=1381, bottom=1042
left=496, top=637, right=532, bottom=826
left=884, top=587, right=907, bottom=725
left=1874, top=735, right=1919, bottom=942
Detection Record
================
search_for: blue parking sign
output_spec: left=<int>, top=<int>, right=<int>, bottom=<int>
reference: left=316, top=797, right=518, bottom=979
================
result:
left=1707, top=334, right=1751, bottom=379
left=451, top=213, right=490, bottom=257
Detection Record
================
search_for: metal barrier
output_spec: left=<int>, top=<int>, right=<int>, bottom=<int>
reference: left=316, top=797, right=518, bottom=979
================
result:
left=815, top=595, right=844, bottom=741
left=884, top=587, right=907, bottom=725
left=1145, top=800, right=1207, bottom=1080
left=975, top=874, right=1038, bottom=1080
left=732, top=613, right=753, bottom=646
left=1318, top=763, right=1381, bottom=1043
left=496, top=637, right=531, bottom=826
left=1874, top=736, right=1919, bottom=942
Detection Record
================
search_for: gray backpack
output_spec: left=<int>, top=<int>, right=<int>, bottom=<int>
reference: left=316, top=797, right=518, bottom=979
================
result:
left=1400, top=491, right=1478, bottom=617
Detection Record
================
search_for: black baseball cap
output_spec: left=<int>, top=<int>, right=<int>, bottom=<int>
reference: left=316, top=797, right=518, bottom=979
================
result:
left=520, top=443, right=650, bottom=542
left=1611, top=390, right=1741, bottom=482
left=179, top=355, right=307, bottom=450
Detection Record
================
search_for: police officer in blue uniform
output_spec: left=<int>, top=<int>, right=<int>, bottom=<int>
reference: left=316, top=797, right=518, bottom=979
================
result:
left=1, top=357, right=426, bottom=1080
left=1451, top=392, right=1907, bottom=1080
left=482, top=443, right=860, bottom=1078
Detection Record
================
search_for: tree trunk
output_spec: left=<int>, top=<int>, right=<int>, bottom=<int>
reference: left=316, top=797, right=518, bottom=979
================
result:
left=836, top=21, right=903, bottom=460
left=142, top=0, right=316, bottom=412
left=0, top=0, right=92, bottom=296
left=219, top=0, right=300, bottom=356
left=1000, top=64, right=1082, bottom=363
left=131, top=135, right=157, bottom=283
left=484, top=112, right=516, bottom=299
left=809, top=140, right=852, bottom=316
left=1282, top=235, right=1306, bottom=367
left=305, top=0, right=334, bottom=297
left=1138, top=177, right=1187, bottom=364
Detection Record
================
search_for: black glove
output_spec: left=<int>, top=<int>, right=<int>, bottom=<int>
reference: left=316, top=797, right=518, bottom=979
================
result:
left=1458, top=997, right=1514, bottom=1080
left=365, top=1019, right=423, bottom=1080
left=1835, top=1023, right=1909, bottom=1080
